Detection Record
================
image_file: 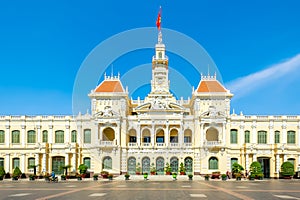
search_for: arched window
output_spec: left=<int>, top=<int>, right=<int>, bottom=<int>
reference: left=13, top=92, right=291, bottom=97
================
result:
left=55, top=130, right=64, bottom=143
left=274, top=131, right=280, bottom=144
left=103, top=128, right=115, bottom=141
left=0, top=158, right=4, bottom=167
left=156, top=157, right=164, bottom=175
left=230, top=129, right=238, bottom=144
left=71, top=130, right=77, bottom=143
left=257, top=130, right=267, bottom=144
left=158, top=52, right=162, bottom=59
left=13, top=158, right=20, bottom=169
left=83, top=157, right=91, bottom=169
left=287, top=131, right=295, bottom=144
left=170, top=129, right=178, bottom=143
left=12, top=130, right=20, bottom=144
left=170, top=157, right=179, bottom=173
left=231, top=158, right=238, bottom=169
left=52, top=156, right=65, bottom=174
left=0, top=130, right=4, bottom=143
left=142, top=157, right=150, bottom=174
left=156, top=129, right=164, bottom=143
left=127, top=157, right=136, bottom=175
left=142, top=129, right=151, bottom=143
left=28, top=157, right=35, bottom=167
left=42, top=130, right=48, bottom=143
left=84, top=129, right=91, bottom=143
left=27, top=130, right=36, bottom=143
left=184, top=157, right=193, bottom=173
left=184, top=129, right=192, bottom=143
left=209, top=157, right=218, bottom=170
left=206, top=127, right=218, bottom=141
left=244, top=130, right=250, bottom=143
left=103, top=156, right=112, bottom=170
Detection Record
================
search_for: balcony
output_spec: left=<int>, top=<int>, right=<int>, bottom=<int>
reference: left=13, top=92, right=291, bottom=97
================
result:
left=203, top=141, right=222, bottom=147
left=170, top=143, right=179, bottom=147
left=141, top=142, right=151, bottom=147
left=99, top=141, right=115, bottom=147
left=128, top=142, right=138, bottom=147
left=156, top=143, right=165, bottom=147
left=183, top=143, right=192, bottom=147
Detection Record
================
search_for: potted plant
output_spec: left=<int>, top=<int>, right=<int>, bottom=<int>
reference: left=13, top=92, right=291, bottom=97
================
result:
left=12, top=167, right=22, bottom=180
left=150, top=163, right=156, bottom=175
left=61, top=174, right=67, bottom=180
left=29, top=174, right=35, bottom=181
left=204, top=174, right=210, bottom=181
left=221, top=174, right=227, bottom=181
left=136, top=163, right=141, bottom=175
left=172, top=172, right=177, bottom=180
left=188, top=174, right=193, bottom=180
left=108, top=174, right=113, bottom=180
left=76, top=174, right=82, bottom=180
left=280, top=161, right=294, bottom=179
left=248, top=173, right=255, bottom=180
left=28, top=164, right=40, bottom=176
left=101, top=171, right=109, bottom=179
left=235, top=173, right=242, bottom=181
left=179, top=162, right=186, bottom=175
left=250, top=161, right=262, bottom=179
left=232, top=163, right=244, bottom=178
left=59, top=165, right=72, bottom=177
left=257, top=173, right=264, bottom=180
left=0, top=166, right=5, bottom=181
left=93, top=174, right=99, bottom=181
left=164, top=162, right=172, bottom=175
left=78, top=164, right=88, bottom=177
left=125, top=173, right=130, bottom=180
left=143, top=172, right=148, bottom=180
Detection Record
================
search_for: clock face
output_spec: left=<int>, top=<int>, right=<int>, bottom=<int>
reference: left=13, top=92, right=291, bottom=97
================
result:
left=157, top=78, right=163, bottom=84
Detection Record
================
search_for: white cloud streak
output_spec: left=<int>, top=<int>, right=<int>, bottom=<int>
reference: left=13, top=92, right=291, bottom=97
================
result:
left=225, top=54, right=300, bottom=99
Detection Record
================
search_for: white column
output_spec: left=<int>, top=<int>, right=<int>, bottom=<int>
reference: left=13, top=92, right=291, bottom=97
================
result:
left=151, top=124, right=155, bottom=146
left=37, top=125, right=41, bottom=143
left=222, top=122, right=226, bottom=144
left=253, top=153, right=257, bottom=161
left=165, top=123, right=169, bottom=146
left=137, top=125, right=141, bottom=146
left=21, top=125, right=26, bottom=147
left=298, top=155, right=300, bottom=171
left=276, top=154, right=280, bottom=173
left=35, top=153, right=39, bottom=166
left=252, top=123, right=257, bottom=144
left=5, top=153, right=10, bottom=173
left=282, top=123, right=287, bottom=144
left=239, top=125, right=244, bottom=145
left=42, top=153, right=46, bottom=173
left=245, top=153, right=249, bottom=171
left=65, top=125, right=70, bottom=144
left=283, top=154, right=287, bottom=162
left=21, top=153, right=26, bottom=172
left=48, top=125, right=53, bottom=144
left=269, top=122, right=274, bottom=144
left=5, top=125, right=10, bottom=147
left=72, top=153, right=76, bottom=171
left=199, top=123, right=204, bottom=146
left=65, top=153, right=69, bottom=166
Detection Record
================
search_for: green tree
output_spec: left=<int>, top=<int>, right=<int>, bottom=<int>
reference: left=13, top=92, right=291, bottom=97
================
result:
left=12, top=167, right=22, bottom=178
left=0, top=166, right=5, bottom=179
left=250, top=161, right=262, bottom=176
left=281, top=161, right=294, bottom=177
left=78, top=164, right=88, bottom=175
left=231, top=162, right=244, bottom=175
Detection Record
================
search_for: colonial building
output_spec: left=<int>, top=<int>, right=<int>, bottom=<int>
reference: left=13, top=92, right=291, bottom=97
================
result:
left=0, top=31, right=299, bottom=178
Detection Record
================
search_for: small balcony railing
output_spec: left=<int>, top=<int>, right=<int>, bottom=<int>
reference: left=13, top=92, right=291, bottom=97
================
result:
left=128, top=142, right=137, bottom=147
left=204, top=141, right=222, bottom=146
left=170, top=143, right=179, bottom=147
left=100, top=141, right=114, bottom=146
left=183, top=143, right=192, bottom=147
left=156, top=143, right=165, bottom=147
left=141, top=142, right=151, bottom=147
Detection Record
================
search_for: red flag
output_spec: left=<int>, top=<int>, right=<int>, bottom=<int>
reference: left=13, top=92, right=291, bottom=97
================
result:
left=156, top=8, right=161, bottom=30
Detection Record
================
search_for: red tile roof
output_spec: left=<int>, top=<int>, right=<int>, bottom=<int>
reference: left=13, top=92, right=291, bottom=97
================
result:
left=197, top=80, right=227, bottom=93
left=95, top=80, right=124, bottom=93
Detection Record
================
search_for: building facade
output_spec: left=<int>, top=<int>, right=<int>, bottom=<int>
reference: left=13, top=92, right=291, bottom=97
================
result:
left=0, top=31, right=299, bottom=178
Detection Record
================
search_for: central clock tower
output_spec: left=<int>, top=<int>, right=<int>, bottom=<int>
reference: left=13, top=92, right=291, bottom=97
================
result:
left=150, top=31, right=170, bottom=94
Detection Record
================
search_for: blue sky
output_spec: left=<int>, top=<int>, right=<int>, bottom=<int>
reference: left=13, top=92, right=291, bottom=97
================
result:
left=1, top=0, right=300, bottom=115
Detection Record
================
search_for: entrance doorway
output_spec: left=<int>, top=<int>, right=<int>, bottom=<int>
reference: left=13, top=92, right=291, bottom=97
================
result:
left=258, top=157, right=270, bottom=178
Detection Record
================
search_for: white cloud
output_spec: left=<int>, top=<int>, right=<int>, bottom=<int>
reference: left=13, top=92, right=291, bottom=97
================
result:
left=225, top=54, right=300, bottom=99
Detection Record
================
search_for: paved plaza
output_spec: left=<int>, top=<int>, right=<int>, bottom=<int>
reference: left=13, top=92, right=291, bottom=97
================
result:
left=0, top=177, right=300, bottom=200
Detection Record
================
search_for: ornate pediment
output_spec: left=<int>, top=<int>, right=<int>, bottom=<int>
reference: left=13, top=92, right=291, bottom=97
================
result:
left=201, top=106, right=225, bottom=118
left=94, top=106, right=119, bottom=118
left=135, top=96, right=184, bottom=112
